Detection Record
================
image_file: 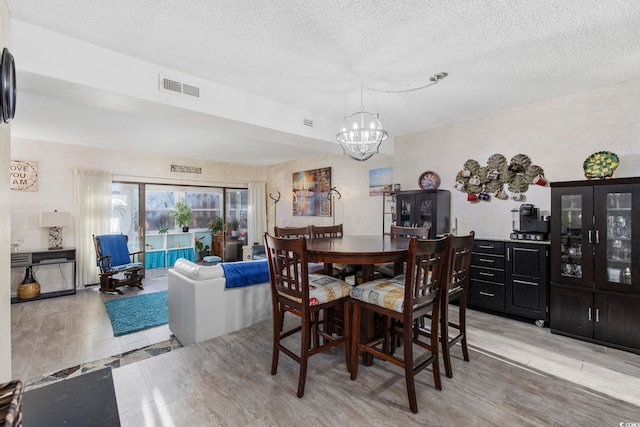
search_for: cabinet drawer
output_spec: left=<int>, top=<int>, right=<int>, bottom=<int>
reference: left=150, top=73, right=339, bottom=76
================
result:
left=473, top=240, right=505, bottom=255
left=469, top=280, right=505, bottom=311
left=471, top=266, right=505, bottom=284
left=471, top=253, right=505, bottom=270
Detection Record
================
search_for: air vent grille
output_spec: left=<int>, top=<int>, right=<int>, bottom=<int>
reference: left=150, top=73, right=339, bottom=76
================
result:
left=303, top=118, right=313, bottom=127
left=159, top=75, right=200, bottom=98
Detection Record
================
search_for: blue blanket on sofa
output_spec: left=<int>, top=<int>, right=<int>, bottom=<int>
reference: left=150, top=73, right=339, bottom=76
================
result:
left=220, top=259, right=270, bottom=289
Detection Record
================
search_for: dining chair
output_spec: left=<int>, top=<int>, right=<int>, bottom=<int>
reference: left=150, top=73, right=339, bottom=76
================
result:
left=309, top=224, right=358, bottom=280
left=350, top=235, right=450, bottom=413
left=274, top=225, right=313, bottom=239
left=375, top=225, right=431, bottom=278
left=390, top=225, right=430, bottom=239
left=264, top=233, right=353, bottom=398
left=440, top=231, right=475, bottom=378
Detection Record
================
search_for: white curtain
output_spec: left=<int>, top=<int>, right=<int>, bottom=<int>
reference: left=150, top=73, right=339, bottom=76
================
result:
left=74, top=169, right=112, bottom=286
left=248, top=182, right=267, bottom=246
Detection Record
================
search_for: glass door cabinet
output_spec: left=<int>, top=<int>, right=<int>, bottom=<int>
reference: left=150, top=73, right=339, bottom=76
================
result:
left=550, top=177, right=640, bottom=352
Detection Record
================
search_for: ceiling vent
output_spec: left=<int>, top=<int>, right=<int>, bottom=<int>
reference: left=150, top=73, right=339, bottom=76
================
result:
left=159, top=75, right=200, bottom=98
left=303, top=118, right=313, bottom=127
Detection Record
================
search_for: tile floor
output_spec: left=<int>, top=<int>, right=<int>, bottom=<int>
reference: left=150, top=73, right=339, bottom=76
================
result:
left=11, top=268, right=172, bottom=384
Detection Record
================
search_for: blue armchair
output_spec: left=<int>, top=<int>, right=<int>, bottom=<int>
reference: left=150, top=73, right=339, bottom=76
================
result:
left=93, top=234, right=145, bottom=294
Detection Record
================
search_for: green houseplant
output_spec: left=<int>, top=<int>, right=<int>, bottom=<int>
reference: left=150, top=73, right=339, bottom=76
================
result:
left=170, top=201, right=193, bottom=232
left=208, top=216, right=224, bottom=234
left=194, top=236, right=210, bottom=260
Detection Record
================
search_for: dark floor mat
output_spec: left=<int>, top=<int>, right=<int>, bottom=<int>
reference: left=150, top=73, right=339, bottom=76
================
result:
left=22, top=367, right=120, bottom=426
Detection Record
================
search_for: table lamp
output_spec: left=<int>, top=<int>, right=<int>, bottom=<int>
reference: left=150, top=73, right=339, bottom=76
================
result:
left=39, top=210, right=72, bottom=250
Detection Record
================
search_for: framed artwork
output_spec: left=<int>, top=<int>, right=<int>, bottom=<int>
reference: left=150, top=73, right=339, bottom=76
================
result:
left=369, top=167, right=393, bottom=196
left=10, top=160, right=38, bottom=191
left=292, top=167, right=331, bottom=216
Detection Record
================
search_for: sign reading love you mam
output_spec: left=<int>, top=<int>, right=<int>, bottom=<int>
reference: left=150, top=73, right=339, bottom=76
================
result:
left=10, top=160, right=38, bottom=191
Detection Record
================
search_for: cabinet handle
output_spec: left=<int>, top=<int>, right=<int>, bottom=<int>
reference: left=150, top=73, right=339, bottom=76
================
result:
left=479, top=272, right=495, bottom=277
left=595, top=308, right=600, bottom=323
left=588, top=307, right=592, bottom=321
left=507, top=247, right=511, bottom=262
left=595, top=230, right=600, bottom=244
left=588, top=230, right=592, bottom=244
left=479, top=291, right=495, bottom=297
left=479, top=258, right=495, bottom=263
left=478, top=245, right=494, bottom=249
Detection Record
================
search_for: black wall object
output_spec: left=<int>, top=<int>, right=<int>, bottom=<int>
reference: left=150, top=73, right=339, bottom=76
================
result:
left=1, top=47, right=16, bottom=123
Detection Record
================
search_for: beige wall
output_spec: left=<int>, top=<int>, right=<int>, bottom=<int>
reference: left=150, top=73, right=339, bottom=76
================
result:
left=265, top=152, right=393, bottom=236
left=394, top=78, right=640, bottom=239
left=1, top=0, right=11, bottom=382
left=10, top=138, right=268, bottom=252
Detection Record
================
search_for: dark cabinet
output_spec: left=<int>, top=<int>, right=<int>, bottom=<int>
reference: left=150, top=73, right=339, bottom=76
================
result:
left=550, top=177, right=640, bottom=353
left=506, top=242, right=548, bottom=323
left=396, top=190, right=450, bottom=238
left=469, top=239, right=549, bottom=324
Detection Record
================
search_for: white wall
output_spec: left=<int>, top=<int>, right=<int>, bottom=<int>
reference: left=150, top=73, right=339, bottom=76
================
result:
left=0, top=0, right=11, bottom=382
left=394, top=78, right=640, bottom=239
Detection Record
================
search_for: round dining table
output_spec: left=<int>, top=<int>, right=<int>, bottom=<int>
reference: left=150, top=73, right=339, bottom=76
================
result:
left=305, top=235, right=410, bottom=281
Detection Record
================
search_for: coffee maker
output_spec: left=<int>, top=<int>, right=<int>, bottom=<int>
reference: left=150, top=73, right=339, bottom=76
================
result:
left=511, top=204, right=550, bottom=240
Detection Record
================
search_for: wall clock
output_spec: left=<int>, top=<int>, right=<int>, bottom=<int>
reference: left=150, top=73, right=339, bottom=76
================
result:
left=418, top=170, right=441, bottom=190
left=1, top=47, right=16, bottom=123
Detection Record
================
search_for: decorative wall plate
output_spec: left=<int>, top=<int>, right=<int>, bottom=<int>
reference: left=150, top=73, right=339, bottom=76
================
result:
left=418, top=170, right=441, bottom=190
left=583, top=151, right=619, bottom=179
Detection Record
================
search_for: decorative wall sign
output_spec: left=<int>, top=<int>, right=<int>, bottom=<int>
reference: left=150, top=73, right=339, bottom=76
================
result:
left=369, top=167, right=393, bottom=196
left=170, top=164, right=202, bottom=174
left=292, top=167, right=331, bottom=216
left=10, top=160, right=38, bottom=191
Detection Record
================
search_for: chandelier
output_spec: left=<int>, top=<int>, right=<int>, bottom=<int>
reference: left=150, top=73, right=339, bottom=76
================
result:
left=336, top=72, right=448, bottom=162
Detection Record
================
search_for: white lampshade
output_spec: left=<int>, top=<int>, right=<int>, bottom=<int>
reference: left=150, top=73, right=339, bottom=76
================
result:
left=39, top=211, right=72, bottom=228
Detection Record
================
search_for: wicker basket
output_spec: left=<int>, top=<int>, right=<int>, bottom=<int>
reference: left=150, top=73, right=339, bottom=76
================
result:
left=0, top=380, right=23, bottom=427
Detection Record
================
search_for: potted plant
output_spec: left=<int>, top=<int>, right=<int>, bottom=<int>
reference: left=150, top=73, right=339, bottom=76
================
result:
left=208, top=216, right=224, bottom=234
left=230, top=218, right=239, bottom=237
left=170, top=201, right=193, bottom=232
left=194, top=236, right=210, bottom=260
left=158, top=215, right=169, bottom=234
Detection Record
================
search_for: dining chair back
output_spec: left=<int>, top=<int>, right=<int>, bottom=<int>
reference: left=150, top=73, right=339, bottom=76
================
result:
left=390, top=225, right=430, bottom=239
left=264, top=233, right=353, bottom=398
left=440, top=231, right=475, bottom=378
left=350, top=235, right=450, bottom=413
left=310, top=224, right=357, bottom=280
left=310, top=224, right=343, bottom=238
left=274, top=225, right=312, bottom=239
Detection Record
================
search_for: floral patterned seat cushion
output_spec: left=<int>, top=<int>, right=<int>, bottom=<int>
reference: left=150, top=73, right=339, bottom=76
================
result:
left=350, top=276, right=406, bottom=313
left=278, top=274, right=352, bottom=306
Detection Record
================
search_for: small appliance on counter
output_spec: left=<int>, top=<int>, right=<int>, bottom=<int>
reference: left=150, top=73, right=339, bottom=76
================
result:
left=511, top=204, right=550, bottom=241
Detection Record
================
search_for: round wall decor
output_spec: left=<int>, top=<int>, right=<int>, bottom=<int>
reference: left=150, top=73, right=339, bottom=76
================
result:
left=418, top=170, right=441, bottom=190
left=1, top=48, right=16, bottom=123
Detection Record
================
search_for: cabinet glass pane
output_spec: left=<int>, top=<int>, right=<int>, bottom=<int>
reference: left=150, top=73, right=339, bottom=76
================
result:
left=400, top=199, right=411, bottom=226
left=419, top=199, right=433, bottom=228
left=560, top=195, right=583, bottom=278
left=606, top=192, right=632, bottom=285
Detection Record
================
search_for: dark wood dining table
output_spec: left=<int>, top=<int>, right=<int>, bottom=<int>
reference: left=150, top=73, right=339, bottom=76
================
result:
left=306, top=235, right=411, bottom=365
left=306, top=235, right=410, bottom=281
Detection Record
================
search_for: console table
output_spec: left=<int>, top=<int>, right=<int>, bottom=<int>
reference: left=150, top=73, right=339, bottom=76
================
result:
left=10, top=248, right=76, bottom=303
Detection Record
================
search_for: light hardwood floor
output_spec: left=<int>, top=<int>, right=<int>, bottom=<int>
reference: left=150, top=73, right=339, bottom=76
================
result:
left=11, top=271, right=640, bottom=425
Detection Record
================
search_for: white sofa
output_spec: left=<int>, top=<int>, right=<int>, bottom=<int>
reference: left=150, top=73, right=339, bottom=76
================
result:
left=168, top=258, right=272, bottom=346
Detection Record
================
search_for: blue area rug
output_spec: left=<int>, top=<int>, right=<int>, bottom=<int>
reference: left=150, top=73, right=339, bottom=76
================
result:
left=104, top=291, right=168, bottom=337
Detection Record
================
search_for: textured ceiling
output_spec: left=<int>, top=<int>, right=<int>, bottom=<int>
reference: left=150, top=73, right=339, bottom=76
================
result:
left=7, top=1, right=640, bottom=165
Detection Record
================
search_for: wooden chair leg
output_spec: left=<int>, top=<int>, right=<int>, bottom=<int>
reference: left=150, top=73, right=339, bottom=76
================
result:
left=403, top=323, right=418, bottom=414
left=350, top=301, right=361, bottom=381
left=343, top=299, right=351, bottom=373
left=297, top=313, right=311, bottom=398
left=271, top=306, right=283, bottom=375
left=441, top=298, right=453, bottom=378
left=460, top=295, right=469, bottom=362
